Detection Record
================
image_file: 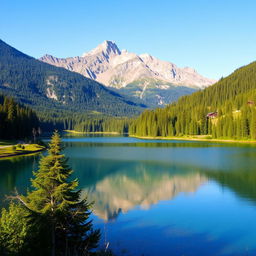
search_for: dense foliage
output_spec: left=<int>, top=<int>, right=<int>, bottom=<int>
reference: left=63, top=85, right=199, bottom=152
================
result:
left=73, top=117, right=130, bottom=134
left=0, top=202, right=31, bottom=255
left=0, top=94, right=38, bottom=139
left=0, top=132, right=100, bottom=256
left=0, top=39, right=144, bottom=119
left=130, top=61, right=256, bottom=140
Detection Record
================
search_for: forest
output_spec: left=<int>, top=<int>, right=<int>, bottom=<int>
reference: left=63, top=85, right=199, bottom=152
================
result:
left=57, top=61, right=256, bottom=140
left=129, top=61, right=256, bottom=140
left=0, top=94, right=39, bottom=140
left=0, top=39, right=144, bottom=120
left=2, top=36, right=256, bottom=141
left=0, top=132, right=109, bottom=256
left=0, top=94, right=130, bottom=139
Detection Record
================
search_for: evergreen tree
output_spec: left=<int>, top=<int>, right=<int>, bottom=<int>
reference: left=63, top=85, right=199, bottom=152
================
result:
left=5, top=131, right=100, bottom=256
left=129, top=61, right=256, bottom=140
left=0, top=39, right=144, bottom=120
left=0, top=202, right=31, bottom=256
left=250, top=109, right=256, bottom=139
left=29, top=131, right=99, bottom=255
left=0, top=95, right=39, bottom=139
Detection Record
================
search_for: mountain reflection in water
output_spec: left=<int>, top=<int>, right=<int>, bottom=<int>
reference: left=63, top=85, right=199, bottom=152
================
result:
left=2, top=137, right=256, bottom=255
left=80, top=161, right=206, bottom=220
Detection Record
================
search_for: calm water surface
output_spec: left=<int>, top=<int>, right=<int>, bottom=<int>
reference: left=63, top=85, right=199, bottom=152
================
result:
left=1, top=135, right=256, bottom=256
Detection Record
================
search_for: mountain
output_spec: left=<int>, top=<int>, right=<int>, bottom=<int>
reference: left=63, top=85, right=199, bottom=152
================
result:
left=130, top=61, right=256, bottom=140
left=40, top=40, right=216, bottom=107
left=0, top=39, right=145, bottom=119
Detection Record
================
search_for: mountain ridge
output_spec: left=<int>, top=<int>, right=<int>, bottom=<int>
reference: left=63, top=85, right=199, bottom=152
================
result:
left=0, top=39, right=145, bottom=119
left=40, top=40, right=215, bottom=88
left=40, top=40, right=216, bottom=106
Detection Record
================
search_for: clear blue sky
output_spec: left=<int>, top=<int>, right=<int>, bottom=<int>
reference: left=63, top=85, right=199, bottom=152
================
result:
left=1, top=0, right=256, bottom=79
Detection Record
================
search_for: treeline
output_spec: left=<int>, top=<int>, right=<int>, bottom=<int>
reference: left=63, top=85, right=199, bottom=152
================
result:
left=37, top=115, right=131, bottom=134
left=0, top=94, right=131, bottom=139
left=0, top=95, right=39, bottom=139
left=130, top=61, right=256, bottom=140
left=73, top=118, right=130, bottom=134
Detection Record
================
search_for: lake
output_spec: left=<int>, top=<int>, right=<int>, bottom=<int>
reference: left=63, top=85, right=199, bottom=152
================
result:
left=1, top=135, right=256, bottom=256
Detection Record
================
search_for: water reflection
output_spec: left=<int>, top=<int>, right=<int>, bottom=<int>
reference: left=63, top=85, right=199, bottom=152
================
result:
left=0, top=155, right=40, bottom=203
left=2, top=139, right=256, bottom=221
left=2, top=137, right=256, bottom=255
left=205, top=169, right=256, bottom=204
left=80, top=162, right=206, bottom=220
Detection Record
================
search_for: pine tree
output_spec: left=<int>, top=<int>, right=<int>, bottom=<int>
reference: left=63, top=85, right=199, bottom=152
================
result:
left=0, top=95, right=39, bottom=140
left=19, top=131, right=100, bottom=256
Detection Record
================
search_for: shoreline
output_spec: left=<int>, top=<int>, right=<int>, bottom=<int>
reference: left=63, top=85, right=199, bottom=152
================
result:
left=64, top=130, right=256, bottom=144
left=129, top=135, right=256, bottom=144
left=0, top=144, right=46, bottom=159
left=64, top=130, right=120, bottom=135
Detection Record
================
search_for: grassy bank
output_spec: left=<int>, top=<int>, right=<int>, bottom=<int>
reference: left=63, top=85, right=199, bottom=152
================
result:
left=0, top=144, right=46, bottom=159
left=64, top=130, right=120, bottom=135
left=129, top=134, right=256, bottom=144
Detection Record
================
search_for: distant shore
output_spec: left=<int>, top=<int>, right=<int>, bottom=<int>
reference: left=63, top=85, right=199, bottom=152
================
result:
left=64, top=130, right=120, bottom=135
left=64, top=130, right=256, bottom=144
left=129, top=135, right=256, bottom=144
left=0, top=144, right=46, bottom=159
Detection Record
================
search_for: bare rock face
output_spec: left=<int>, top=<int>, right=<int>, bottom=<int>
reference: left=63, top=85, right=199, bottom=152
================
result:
left=40, top=40, right=216, bottom=105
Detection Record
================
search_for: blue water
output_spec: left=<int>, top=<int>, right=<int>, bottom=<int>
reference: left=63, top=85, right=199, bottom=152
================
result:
left=1, top=135, right=256, bottom=255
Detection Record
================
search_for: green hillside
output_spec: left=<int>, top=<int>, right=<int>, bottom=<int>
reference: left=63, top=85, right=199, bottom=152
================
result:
left=0, top=39, right=145, bottom=120
left=130, top=61, right=256, bottom=140
left=111, top=80, right=196, bottom=108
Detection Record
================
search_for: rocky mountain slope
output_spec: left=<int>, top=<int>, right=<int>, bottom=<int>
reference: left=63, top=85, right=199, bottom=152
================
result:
left=0, top=39, right=145, bottom=118
left=40, top=40, right=216, bottom=106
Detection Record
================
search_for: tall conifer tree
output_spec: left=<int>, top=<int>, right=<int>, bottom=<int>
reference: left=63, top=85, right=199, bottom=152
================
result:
left=19, top=131, right=100, bottom=256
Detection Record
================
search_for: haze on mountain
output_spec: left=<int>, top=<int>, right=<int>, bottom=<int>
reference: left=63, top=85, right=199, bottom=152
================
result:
left=40, top=40, right=216, bottom=106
